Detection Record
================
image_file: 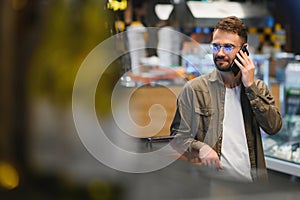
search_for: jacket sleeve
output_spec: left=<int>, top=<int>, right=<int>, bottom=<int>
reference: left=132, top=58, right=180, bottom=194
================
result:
left=170, top=83, right=207, bottom=155
left=245, top=80, right=282, bottom=135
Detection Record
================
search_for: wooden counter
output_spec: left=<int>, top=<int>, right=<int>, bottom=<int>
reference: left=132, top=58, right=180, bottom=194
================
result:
left=127, top=85, right=182, bottom=138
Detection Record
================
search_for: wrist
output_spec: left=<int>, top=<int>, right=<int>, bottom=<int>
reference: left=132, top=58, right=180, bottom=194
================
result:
left=199, top=144, right=213, bottom=159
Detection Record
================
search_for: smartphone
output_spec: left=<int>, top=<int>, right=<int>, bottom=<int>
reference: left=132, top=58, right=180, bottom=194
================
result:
left=230, top=45, right=249, bottom=76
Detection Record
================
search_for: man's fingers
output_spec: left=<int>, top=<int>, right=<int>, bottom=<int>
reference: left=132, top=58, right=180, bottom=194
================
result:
left=202, top=158, right=222, bottom=169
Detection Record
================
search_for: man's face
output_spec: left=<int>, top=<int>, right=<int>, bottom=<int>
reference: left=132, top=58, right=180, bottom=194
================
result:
left=211, top=29, right=243, bottom=72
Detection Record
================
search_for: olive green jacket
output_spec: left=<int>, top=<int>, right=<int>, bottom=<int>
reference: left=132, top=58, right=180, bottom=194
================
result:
left=170, top=69, right=282, bottom=181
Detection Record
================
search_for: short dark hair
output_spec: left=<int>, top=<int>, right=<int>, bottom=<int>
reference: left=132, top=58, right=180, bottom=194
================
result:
left=214, top=16, right=248, bottom=43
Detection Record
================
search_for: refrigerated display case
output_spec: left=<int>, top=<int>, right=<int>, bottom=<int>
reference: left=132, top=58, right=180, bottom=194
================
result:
left=263, top=115, right=300, bottom=177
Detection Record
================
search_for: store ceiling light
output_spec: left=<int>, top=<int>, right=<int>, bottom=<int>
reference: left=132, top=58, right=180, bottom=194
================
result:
left=155, top=4, right=174, bottom=20
left=186, top=1, right=269, bottom=19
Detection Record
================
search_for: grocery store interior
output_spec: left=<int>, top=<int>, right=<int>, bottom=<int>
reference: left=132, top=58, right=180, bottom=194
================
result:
left=1, top=0, right=300, bottom=199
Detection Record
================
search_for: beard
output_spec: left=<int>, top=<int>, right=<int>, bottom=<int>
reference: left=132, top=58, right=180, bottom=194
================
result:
left=214, top=56, right=232, bottom=72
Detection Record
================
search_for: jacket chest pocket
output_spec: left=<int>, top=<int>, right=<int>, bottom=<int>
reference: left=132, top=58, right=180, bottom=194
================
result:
left=195, top=107, right=215, bottom=141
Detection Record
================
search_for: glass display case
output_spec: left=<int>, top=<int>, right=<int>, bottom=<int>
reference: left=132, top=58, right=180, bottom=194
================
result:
left=263, top=115, right=300, bottom=177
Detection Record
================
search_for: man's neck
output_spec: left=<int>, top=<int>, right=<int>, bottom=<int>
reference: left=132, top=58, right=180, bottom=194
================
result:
left=219, top=71, right=242, bottom=88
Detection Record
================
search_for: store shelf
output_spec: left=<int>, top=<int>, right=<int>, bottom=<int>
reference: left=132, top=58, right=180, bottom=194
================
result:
left=265, top=156, right=300, bottom=177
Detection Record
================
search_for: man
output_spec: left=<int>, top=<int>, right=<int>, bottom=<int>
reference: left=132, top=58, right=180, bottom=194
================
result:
left=170, top=16, right=282, bottom=182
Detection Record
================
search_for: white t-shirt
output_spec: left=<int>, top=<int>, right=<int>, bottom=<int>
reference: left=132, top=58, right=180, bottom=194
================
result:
left=219, top=85, right=253, bottom=182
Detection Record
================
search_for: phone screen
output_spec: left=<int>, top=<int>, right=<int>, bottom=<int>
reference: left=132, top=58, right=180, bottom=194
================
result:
left=230, top=45, right=249, bottom=76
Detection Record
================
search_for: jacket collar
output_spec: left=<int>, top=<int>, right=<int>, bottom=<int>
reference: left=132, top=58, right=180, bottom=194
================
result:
left=207, top=69, right=246, bottom=90
left=207, top=69, right=224, bottom=84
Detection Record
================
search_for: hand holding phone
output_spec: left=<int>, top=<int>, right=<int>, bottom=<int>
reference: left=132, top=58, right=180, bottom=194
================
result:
left=230, top=45, right=249, bottom=76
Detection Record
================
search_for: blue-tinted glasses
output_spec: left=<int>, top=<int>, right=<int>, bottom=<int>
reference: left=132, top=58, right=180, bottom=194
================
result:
left=211, top=43, right=241, bottom=54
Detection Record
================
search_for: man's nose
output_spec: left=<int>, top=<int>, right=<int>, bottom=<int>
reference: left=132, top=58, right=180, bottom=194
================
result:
left=216, top=47, right=226, bottom=55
